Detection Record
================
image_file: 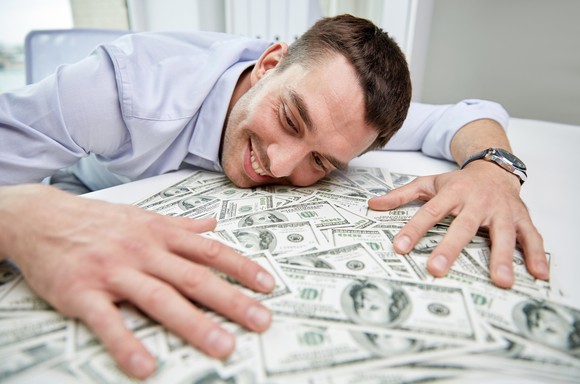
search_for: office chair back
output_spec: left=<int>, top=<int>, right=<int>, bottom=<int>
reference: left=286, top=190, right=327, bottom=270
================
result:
left=25, top=28, right=129, bottom=84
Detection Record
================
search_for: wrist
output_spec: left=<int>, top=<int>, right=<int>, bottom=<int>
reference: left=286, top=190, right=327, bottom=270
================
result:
left=462, top=160, right=522, bottom=191
left=460, top=147, right=527, bottom=185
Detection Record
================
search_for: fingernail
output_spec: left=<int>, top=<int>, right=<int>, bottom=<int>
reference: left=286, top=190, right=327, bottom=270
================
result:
left=256, top=270, right=275, bottom=291
left=247, top=304, right=271, bottom=330
left=206, top=328, right=234, bottom=357
left=495, top=265, right=512, bottom=283
left=535, top=261, right=549, bottom=279
left=395, top=235, right=411, bottom=253
left=129, top=352, right=156, bottom=378
left=431, top=254, right=448, bottom=274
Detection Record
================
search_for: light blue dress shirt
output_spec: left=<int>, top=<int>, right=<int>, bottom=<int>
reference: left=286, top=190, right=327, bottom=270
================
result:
left=0, top=31, right=509, bottom=190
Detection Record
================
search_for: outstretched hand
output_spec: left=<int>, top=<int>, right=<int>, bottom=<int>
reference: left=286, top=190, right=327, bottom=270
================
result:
left=0, top=184, right=275, bottom=379
left=368, top=161, right=548, bottom=288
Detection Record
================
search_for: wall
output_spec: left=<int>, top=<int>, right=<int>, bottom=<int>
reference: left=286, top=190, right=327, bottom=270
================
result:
left=421, top=0, right=580, bottom=126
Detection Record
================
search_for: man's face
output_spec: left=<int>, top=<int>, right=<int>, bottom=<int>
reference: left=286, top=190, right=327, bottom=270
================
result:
left=221, top=53, right=377, bottom=188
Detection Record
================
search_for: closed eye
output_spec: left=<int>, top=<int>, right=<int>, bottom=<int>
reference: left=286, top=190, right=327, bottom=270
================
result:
left=282, top=102, right=298, bottom=133
left=313, top=153, right=328, bottom=172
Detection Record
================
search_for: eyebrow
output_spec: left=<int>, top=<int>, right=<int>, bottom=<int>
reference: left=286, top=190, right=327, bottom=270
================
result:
left=288, top=89, right=349, bottom=171
left=289, top=89, right=313, bottom=132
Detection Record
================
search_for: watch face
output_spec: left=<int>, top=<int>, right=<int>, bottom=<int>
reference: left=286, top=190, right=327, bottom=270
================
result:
left=495, top=148, right=527, bottom=170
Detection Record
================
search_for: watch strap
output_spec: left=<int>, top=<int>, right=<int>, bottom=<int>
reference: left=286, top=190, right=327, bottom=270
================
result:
left=460, top=148, right=527, bottom=185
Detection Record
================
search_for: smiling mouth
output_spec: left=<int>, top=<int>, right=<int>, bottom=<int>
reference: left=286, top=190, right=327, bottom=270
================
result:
left=250, top=149, right=266, bottom=176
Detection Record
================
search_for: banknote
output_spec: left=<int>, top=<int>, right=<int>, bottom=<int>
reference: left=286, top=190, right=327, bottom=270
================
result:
left=465, top=278, right=580, bottom=361
left=390, top=171, right=418, bottom=188
left=218, top=194, right=275, bottom=219
left=338, top=171, right=393, bottom=196
left=268, top=267, right=484, bottom=343
left=276, top=243, right=392, bottom=277
left=217, top=221, right=327, bottom=256
left=307, top=191, right=370, bottom=215
left=0, top=333, right=66, bottom=382
left=0, top=312, right=67, bottom=352
left=216, top=200, right=352, bottom=230
left=366, top=200, right=424, bottom=222
left=260, top=318, right=472, bottom=378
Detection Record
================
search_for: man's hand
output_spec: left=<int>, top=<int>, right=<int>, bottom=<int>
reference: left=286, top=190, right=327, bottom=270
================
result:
left=0, top=184, right=275, bottom=379
left=368, top=161, right=548, bottom=288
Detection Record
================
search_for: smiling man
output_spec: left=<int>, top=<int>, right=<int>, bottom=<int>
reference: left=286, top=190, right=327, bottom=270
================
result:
left=0, top=15, right=546, bottom=379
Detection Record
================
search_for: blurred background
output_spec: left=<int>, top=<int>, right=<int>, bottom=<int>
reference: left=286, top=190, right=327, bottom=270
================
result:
left=1, top=0, right=578, bottom=126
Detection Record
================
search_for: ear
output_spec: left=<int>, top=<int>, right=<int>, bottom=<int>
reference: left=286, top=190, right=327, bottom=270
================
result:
left=250, top=42, right=288, bottom=85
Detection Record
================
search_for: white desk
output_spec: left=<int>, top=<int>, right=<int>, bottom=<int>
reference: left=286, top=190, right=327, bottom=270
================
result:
left=86, top=117, right=580, bottom=308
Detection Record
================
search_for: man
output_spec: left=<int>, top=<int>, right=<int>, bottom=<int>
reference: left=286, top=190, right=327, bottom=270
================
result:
left=0, top=15, right=547, bottom=379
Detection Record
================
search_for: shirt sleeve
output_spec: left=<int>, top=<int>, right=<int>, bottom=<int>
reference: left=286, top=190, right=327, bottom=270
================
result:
left=0, top=47, right=127, bottom=185
left=383, top=99, right=510, bottom=161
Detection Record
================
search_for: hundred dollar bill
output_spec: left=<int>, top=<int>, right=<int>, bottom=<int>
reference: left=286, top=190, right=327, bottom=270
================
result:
left=272, top=365, right=463, bottom=384
left=307, top=191, right=370, bottom=215
left=260, top=318, right=470, bottom=378
left=343, top=165, right=393, bottom=185
left=216, top=200, right=351, bottom=230
left=0, top=312, right=67, bottom=352
left=339, top=171, right=394, bottom=196
left=333, top=205, right=377, bottom=229
left=276, top=243, right=392, bottom=278
left=268, top=267, right=484, bottom=343
left=218, top=194, right=275, bottom=219
left=429, top=328, right=580, bottom=383
left=216, top=221, right=327, bottom=256
left=150, top=194, right=221, bottom=218
left=464, top=277, right=580, bottom=361
left=134, top=171, right=230, bottom=209
left=339, top=225, right=416, bottom=280
left=366, top=200, right=424, bottom=222
left=390, top=172, right=418, bottom=188
left=0, top=333, right=66, bottom=382
left=301, top=181, right=370, bottom=198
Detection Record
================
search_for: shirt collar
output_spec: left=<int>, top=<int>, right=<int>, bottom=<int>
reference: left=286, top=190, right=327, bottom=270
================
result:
left=187, top=60, right=257, bottom=172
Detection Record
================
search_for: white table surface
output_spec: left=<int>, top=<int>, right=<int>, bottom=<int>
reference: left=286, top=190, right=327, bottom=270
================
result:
left=86, top=117, right=580, bottom=309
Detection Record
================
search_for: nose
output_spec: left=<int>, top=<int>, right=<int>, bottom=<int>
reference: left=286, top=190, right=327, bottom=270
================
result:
left=266, top=142, right=307, bottom=178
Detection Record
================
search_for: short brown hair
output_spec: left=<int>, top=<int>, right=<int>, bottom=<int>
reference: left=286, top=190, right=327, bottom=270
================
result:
left=277, top=14, right=412, bottom=152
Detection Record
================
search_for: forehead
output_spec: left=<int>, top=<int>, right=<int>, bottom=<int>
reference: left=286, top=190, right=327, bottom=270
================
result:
left=276, top=55, right=377, bottom=158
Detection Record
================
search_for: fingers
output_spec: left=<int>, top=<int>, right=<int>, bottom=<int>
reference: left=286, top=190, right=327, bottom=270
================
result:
left=368, top=177, right=432, bottom=211
left=72, top=292, right=156, bottom=379
left=107, top=268, right=237, bottom=359
left=484, top=212, right=517, bottom=288
left=160, top=228, right=275, bottom=294
left=516, top=217, right=549, bottom=280
left=148, top=251, right=272, bottom=332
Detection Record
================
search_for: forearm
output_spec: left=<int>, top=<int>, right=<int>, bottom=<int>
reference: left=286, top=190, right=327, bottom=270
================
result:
left=450, top=118, right=512, bottom=166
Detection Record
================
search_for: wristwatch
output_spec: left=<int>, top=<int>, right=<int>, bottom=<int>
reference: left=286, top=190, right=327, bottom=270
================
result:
left=460, top=147, right=527, bottom=185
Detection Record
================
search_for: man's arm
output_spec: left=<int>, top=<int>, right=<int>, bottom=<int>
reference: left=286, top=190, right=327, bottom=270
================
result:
left=368, top=118, right=548, bottom=288
left=0, top=184, right=275, bottom=379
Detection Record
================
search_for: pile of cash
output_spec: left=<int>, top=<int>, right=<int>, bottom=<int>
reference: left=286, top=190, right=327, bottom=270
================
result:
left=1, top=167, right=579, bottom=383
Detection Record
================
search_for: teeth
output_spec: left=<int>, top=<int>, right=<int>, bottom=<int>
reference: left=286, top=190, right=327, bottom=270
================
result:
left=250, top=150, right=266, bottom=176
